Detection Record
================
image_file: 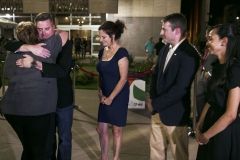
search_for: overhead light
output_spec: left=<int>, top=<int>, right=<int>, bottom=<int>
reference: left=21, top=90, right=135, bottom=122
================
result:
left=83, top=17, right=85, bottom=20
left=6, top=14, right=11, bottom=17
left=77, top=19, right=79, bottom=21
left=236, top=17, right=239, bottom=20
left=82, top=21, right=84, bottom=23
left=65, top=17, right=68, bottom=19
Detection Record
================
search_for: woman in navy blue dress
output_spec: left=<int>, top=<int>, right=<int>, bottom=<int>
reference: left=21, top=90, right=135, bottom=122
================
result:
left=196, top=23, right=240, bottom=159
left=96, top=20, right=129, bottom=160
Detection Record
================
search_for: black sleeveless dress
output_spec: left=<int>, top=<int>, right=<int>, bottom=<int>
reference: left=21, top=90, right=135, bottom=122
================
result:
left=196, top=62, right=240, bottom=160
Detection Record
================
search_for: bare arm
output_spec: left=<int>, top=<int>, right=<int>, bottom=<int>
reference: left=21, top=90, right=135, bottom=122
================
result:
left=195, top=102, right=210, bottom=145
left=18, top=30, right=68, bottom=57
left=55, top=30, right=68, bottom=46
left=147, top=99, right=153, bottom=112
left=103, top=57, right=129, bottom=105
left=198, top=87, right=240, bottom=144
left=98, top=75, right=106, bottom=103
left=18, top=43, right=50, bottom=58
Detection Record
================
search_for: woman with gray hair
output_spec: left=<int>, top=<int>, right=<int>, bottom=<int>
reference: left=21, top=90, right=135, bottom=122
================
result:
left=0, top=21, right=68, bottom=159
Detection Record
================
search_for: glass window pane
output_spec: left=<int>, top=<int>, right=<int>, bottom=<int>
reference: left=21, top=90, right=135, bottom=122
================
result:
left=72, top=17, right=89, bottom=25
left=55, top=14, right=70, bottom=25
left=91, top=18, right=102, bottom=25
left=15, top=17, right=32, bottom=23
left=92, top=45, right=102, bottom=55
left=92, top=31, right=100, bottom=43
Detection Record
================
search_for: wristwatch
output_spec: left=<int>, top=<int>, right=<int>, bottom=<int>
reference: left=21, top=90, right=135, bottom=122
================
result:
left=30, top=60, right=37, bottom=68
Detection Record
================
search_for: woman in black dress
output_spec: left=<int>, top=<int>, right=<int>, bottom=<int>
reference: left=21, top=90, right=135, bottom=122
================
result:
left=96, top=20, right=129, bottom=160
left=196, top=23, right=240, bottom=160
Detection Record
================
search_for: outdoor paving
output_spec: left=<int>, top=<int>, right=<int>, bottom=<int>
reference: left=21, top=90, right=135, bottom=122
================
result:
left=0, top=56, right=199, bottom=160
left=0, top=88, right=198, bottom=160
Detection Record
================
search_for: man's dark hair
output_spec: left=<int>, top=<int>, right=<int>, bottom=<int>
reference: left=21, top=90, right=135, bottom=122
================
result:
left=162, top=13, right=187, bottom=36
left=34, top=12, right=54, bottom=25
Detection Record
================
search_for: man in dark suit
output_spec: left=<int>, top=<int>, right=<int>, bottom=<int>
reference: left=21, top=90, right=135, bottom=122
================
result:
left=4, top=12, right=73, bottom=160
left=147, top=13, right=199, bottom=160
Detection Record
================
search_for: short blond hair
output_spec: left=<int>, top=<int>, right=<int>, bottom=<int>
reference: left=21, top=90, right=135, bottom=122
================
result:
left=16, top=21, right=39, bottom=44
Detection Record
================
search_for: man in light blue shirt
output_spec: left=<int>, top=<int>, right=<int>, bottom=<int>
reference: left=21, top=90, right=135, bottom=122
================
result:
left=145, top=37, right=155, bottom=61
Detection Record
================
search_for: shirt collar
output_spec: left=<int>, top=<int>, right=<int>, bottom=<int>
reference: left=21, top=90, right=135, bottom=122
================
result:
left=169, top=38, right=186, bottom=52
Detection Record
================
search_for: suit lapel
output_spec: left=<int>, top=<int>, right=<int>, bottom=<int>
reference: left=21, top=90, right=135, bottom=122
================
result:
left=156, top=45, right=169, bottom=85
left=163, top=39, right=188, bottom=73
left=158, top=44, right=170, bottom=73
left=163, top=50, right=179, bottom=73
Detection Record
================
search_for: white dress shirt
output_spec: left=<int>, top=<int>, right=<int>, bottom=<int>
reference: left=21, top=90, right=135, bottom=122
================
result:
left=163, top=38, right=186, bottom=71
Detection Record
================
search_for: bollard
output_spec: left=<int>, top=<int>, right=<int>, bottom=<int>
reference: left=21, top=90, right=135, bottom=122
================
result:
left=192, top=75, right=197, bottom=134
left=71, top=59, right=81, bottom=109
left=189, top=75, right=197, bottom=137
left=1, top=61, right=5, bottom=96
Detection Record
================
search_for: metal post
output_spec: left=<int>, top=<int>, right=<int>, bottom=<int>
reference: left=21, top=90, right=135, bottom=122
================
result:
left=189, top=75, right=197, bottom=137
left=1, top=61, right=5, bottom=96
left=72, top=60, right=81, bottom=109
left=193, top=75, right=197, bottom=133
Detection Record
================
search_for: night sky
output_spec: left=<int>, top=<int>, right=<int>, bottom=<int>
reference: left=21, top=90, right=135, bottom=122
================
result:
left=181, top=0, right=239, bottom=25
left=209, top=0, right=239, bottom=20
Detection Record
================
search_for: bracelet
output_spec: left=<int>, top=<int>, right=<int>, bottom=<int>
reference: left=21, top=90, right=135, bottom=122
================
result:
left=30, top=60, right=37, bottom=68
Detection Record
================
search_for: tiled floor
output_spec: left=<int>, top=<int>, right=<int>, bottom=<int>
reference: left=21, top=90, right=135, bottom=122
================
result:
left=0, top=89, right=198, bottom=160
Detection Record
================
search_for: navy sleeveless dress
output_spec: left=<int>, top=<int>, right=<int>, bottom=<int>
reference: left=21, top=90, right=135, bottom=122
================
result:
left=96, top=47, right=130, bottom=127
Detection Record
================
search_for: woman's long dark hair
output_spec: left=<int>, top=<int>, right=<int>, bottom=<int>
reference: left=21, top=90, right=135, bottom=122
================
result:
left=211, top=23, right=240, bottom=88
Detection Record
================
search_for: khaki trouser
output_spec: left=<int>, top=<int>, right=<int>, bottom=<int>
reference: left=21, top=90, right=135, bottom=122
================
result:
left=150, top=113, right=189, bottom=160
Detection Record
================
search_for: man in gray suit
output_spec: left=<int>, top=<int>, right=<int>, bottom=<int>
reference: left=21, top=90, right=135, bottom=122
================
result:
left=197, top=26, right=217, bottom=119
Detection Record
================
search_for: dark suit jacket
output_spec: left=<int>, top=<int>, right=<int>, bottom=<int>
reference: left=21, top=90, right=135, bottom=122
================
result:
left=41, top=40, right=73, bottom=108
left=150, top=39, right=200, bottom=126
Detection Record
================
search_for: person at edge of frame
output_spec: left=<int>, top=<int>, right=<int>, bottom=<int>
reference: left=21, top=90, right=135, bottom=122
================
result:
left=4, top=12, right=74, bottom=160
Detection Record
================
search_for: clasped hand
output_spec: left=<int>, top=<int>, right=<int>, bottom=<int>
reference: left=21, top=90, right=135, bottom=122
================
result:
left=99, top=94, right=112, bottom=105
left=147, top=99, right=153, bottom=112
left=16, top=54, right=33, bottom=68
left=195, top=130, right=209, bottom=145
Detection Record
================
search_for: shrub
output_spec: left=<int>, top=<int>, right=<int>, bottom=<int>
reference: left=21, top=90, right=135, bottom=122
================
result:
left=89, top=56, right=98, bottom=65
left=76, top=72, right=94, bottom=85
left=133, top=60, right=154, bottom=73
left=129, top=54, right=135, bottom=67
left=130, top=60, right=154, bottom=81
